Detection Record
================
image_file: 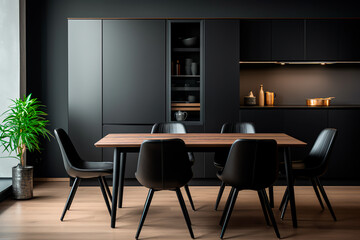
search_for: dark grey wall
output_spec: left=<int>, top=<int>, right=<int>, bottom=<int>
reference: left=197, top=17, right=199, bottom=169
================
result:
left=26, top=0, right=360, bottom=177
left=240, top=64, right=360, bottom=106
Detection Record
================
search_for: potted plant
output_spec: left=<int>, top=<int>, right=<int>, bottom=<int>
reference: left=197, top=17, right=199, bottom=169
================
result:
left=0, top=94, right=52, bottom=199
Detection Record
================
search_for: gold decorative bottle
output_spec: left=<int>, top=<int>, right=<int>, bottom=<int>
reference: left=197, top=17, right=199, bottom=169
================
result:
left=259, top=84, right=265, bottom=107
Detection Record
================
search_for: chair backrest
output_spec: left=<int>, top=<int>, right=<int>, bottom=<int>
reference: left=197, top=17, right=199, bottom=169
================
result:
left=221, top=122, right=256, bottom=134
left=151, top=122, right=194, bottom=162
left=135, top=139, right=193, bottom=190
left=220, top=139, right=278, bottom=190
left=151, top=122, right=187, bottom=134
left=54, top=128, right=83, bottom=177
left=304, top=128, right=337, bottom=175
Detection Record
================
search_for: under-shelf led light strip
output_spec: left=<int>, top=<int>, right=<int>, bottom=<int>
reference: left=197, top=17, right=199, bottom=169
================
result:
left=239, top=61, right=360, bottom=65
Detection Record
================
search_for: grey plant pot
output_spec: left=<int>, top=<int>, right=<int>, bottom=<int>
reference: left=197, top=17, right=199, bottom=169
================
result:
left=12, top=165, right=33, bottom=200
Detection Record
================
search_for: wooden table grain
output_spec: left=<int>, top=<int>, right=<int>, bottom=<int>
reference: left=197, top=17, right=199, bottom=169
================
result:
left=95, top=133, right=306, bottom=228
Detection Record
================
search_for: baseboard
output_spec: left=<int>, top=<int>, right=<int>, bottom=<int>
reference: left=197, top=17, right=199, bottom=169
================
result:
left=0, top=178, right=12, bottom=202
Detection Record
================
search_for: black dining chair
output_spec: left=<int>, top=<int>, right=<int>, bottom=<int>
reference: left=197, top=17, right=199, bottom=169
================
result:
left=214, top=122, right=261, bottom=210
left=279, top=128, right=337, bottom=221
left=151, top=122, right=196, bottom=211
left=217, top=139, right=280, bottom=239
left=135, top=139, right=194, bottom=239
left=54, top=128, right=113, bottom=221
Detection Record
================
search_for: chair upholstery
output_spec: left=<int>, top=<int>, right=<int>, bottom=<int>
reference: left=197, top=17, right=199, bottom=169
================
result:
left=217, top=139, right=280, bottom=239
left=151, top=122, right=196, bottom=210
left=54, top=128, right=113, bottom=221
left=214, top=122, right=255, bottom=168
left=280, top=128, right=337, bottom=221
left=135, top=139, right=194, bottom=239
left=135, top=139, right=192, bottom=190
left=151, top=122, right=194, bottom=164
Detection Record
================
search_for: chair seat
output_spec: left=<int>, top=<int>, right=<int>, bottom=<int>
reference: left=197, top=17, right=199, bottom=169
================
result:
left=71, top=161, right=113, bottom=179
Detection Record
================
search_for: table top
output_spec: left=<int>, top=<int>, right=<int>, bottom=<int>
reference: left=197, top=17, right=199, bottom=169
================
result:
left=95, top=133, right=306, bottom=148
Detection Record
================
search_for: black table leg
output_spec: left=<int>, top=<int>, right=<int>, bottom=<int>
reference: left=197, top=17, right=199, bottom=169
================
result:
left=283, top=146, right=297, bottom=228
left=111, top=147, right=121, bottom=228
left=118, top=152, right=127, bottom=208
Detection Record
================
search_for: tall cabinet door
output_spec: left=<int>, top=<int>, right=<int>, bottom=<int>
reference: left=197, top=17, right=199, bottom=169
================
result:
left=204, top=20, right=240, bottom=178
left=68, top=20, right=102, bottom=162
left=103, top=20, right=166, bottom=124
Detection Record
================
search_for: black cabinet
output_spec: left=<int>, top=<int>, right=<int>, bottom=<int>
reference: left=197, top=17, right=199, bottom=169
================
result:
left=272, top=20, right=305, bottom=61
left=204, top=20, right=240, bottom=133
left=306, top=20, right=338, bottom=61
left=68, top=20, right=102, bottom=162
left=239, top=108, right=360, bottom=181
left=240, top=20, right=272, bottom=61
left=338, top=20, right=360, bottom=61
left=283, top=110, right=328, bottom=161
left=103, top=20, right=166, bottom=124
left=327, top=110, right=360, bottom=180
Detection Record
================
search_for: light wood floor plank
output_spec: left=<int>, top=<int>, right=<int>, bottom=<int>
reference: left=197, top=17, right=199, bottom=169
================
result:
left=0, top=182, right=359, bottom=239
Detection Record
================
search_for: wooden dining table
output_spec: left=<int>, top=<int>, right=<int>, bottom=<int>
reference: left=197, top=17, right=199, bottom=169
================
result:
left=95, top=133, right=306, bottom=228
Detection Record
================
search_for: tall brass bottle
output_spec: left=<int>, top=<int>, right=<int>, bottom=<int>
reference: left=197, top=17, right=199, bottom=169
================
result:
left=259, top=84, right=265, bottom=107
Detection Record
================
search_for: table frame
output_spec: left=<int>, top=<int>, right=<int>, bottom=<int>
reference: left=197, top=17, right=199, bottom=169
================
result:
left=95, top=133, right=305, bottom=228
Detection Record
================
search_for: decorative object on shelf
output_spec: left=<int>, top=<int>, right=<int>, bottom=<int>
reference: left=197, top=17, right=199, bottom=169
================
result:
left=188, top=95, right=196, bottom=103
left=176, top=60, right=181, bottom=75
left=306, top=97, right=335, bottom=106
left=266, top=91, right=276, bottom=106
left=0, top=94, right=52, bottom=200
left=185, top=58, right=193, bottom=75
left=191, top=62, right=198, bottom=75
left=244, top=91, right=256, bottom=106
left=259, top=84, right=265, bottom=107
left=181, top=36, right=198, bottom=47
left=174, top=110, right=188, bottom=121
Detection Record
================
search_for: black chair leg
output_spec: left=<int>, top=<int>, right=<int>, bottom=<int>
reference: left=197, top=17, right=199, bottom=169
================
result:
left=316, top=177, right=337, bottom=221
left=220, top=188, right=239, bottom=239
left=98, top=177, right=111, bottom=215
left=215, top=181, right=226, bottom=211
left=311, top=177, right=324, bottom=210
left=184, top=184, right=196, bottom=211
left=280, top=191, right=290, bottom=220
left=261, top=189, right=281, bottom=239
left=61, top=177, right=80, bottom=221
left=268, top=186, right=274, bottom=208
left=279, top=187, right=289, bottom=211
left=219, top=187, right=235, bottom=226
left=67, top=178, right=81, bottom=210
left=102, top=176, right=112, bottom=200
left=258, top=190, right=270, bottom=226
left=175, top=188, right=195, bottom=239
left=135, top=189, right=154, bottom=239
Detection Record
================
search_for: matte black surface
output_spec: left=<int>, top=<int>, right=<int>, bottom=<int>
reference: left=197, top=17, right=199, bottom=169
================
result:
left=327, top=110, right=360, bottom=179
left=239, top=109, right=284, bottom=133
left=272, top=20, right=305, bottom=61
left=240, top=20, right=272, bottom=61
left=338, top=20, right=360, bottom=60
left=283, top=110, right=328, bottom=161
left=204, top=20, right=240, bottom=178
left=68, top=20, right=103, bottom=162
left=306, top=20, right=338, bottom=60
left=103, top=20, right=166, bottom=124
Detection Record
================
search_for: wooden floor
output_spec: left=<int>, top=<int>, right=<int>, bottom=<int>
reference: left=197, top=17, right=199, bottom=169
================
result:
left=0, top=182, right=360, bottom=240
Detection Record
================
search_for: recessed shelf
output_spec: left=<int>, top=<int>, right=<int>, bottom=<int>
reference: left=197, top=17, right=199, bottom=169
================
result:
left=240, top=105, right=360, bottom=109
left=171, top=75, right=200, bottom=78
left=172, top=48, right=200, bottom=52
left=172, top=87, right=200, bottom=91
left=172, top=103, right=200, bottom=107
left=171, top=107, right=200, bottom=111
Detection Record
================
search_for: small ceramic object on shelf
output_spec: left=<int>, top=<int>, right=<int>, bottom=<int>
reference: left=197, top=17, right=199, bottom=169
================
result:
left=182, top=37, right=197, bottom=47
left=244, top=91, right=256, bottom=106
left=191, top=62, right=197, bottom=75
left=188, top=95, right=196, bottom=103
left=175, top=111, right=187, bottom=121
left=185, top=58, right=193, bottom=75
left=265, top=91, right=276, bottom=106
